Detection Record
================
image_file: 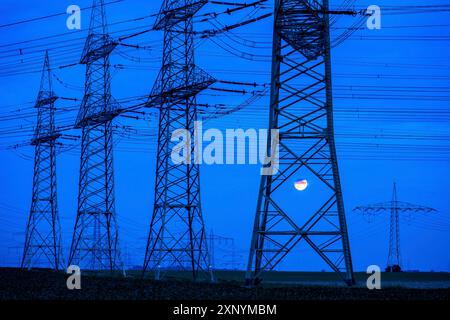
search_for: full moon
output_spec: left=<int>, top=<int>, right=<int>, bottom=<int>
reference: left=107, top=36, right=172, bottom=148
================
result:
left=294, top=179, right=308, bottom=191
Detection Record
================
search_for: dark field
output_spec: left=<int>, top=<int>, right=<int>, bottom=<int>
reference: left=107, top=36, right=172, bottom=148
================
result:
left=0, top=268, right=448, bottom=300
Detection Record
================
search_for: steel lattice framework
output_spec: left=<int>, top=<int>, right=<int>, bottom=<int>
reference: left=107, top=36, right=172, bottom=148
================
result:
left=143, top=0, right=215, bottom=281
left=354, top=183, right=437, bottom=272
left=68, top=0, right=122, bottom=271
left=22, top=51, right=64, bottom=270
left=246, top=0, right=355, bottom=285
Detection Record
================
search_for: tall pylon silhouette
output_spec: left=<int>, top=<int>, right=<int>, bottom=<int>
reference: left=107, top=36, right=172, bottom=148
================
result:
left=68, top=0, right=123, bottom=271
left=143, top=0, right=215, bottom=281
left=22, top=51, right=64, bottom=271
left=246, top=0, right=355, bottom=285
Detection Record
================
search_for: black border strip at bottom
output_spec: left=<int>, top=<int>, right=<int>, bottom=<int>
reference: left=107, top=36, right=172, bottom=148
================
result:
left=0, top=300, right=447, bottom=318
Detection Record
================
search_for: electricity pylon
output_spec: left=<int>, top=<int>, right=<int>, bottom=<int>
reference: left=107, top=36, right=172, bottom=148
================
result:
left=246, top=0, right=355, bottom=285
left=22, top=51, right=64, bottom=271
left=354, top=183, right=436, bottom=272
left=68, top=0, right=123, bottom=271
left=143, top=0, right=215, bottom=281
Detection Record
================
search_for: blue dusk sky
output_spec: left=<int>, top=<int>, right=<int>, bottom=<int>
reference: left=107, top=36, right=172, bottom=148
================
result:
left=0, top=0, right=449, bottom=272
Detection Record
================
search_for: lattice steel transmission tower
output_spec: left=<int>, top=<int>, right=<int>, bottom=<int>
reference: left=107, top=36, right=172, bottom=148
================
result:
left=246, top=0, right=355, bottom=285
left=354, top=183, right=436, bottom=272
left=68, top=0, right=123, bottom=271
left=22, top=51, right=64, bottom=271
left=143, top=0, right=215, bottom=281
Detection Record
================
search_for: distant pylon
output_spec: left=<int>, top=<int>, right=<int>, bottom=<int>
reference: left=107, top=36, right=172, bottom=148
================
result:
left=246, top=0, right=355, bottom=285
left=389, top=184, right=400, bottom=271
left=143, top=0, right=215, bottom=281
left=354, top=183, right=437, bottom=272
left=68, top=0, right=123, bottom=271
left=22, top=51, right=64, bottom=270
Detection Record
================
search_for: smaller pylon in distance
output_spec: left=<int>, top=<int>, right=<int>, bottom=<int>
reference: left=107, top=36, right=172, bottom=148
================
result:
left=354, top=182, right=437, bottom=272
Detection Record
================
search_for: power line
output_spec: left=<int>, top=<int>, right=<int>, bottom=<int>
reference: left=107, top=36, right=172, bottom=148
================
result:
left=0, top=0, right=126, bottom=29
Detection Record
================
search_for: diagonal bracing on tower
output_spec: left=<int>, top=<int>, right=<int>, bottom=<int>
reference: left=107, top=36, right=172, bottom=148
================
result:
left=22, top=51, right=64, bottom=271
left=68, top=0, right=123, bottom=272
left=246, top=0, right=355, bottom=285
left=143, top=0, right=215, bottom=281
